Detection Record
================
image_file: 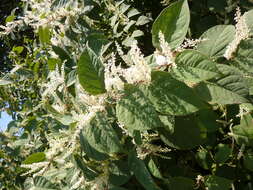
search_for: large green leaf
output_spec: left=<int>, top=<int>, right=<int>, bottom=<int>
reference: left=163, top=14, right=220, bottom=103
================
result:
left=74, top=154, right=98, bottom=181
left=22, top=152, right=46, bottom=165
left=128, top=152, right=161, bottom=190
left=147, top=71, right=207, bottom=115
left=151, top=0, right=190, bottom=49
left=116, top=84, right=162, bottom=131
left=196, top=25, right=235, bottom=57
left=214, top=144, right=232, bottom=164
left=204, top=175, right=232, bottom=190
left=79, top=130, right=109, bottom=161
left=233, top=39, right=253, bottom=73
left=196, top=109, right=220, bottom=132
left=87, top=32, right=110, bottom=56
left=159, top=114, right=207, bottom=149
left=244, top=9, right=253, bottom=36
left=109, top=160, right=131, bottom=186
left=77, top=47, right=106, bottom=95
left=194, top=65, right=249, bottom=105
left=172, top=50, right=220, bottom=82
left=83, top=112, right=122, bottom=154
left=243, top=151, right=253, bottom=172
left=230, top=113, right=253, bottom=147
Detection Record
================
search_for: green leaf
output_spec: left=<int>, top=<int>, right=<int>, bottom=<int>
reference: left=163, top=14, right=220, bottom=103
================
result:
left=79, top=129, right=109, bottom=161
left=5, top=15, right=15, bottom=23
left=168, top=177, right=194, bottom=190
left=172, top=50, right=220, bottom=82
left=127, top=8, right=140, bottom=18
left=83, top=112, right=122, bottom=154
left=74, top=154, right=98, bottom=181
left=244, top=9, right=253, bottom=36
left=148, top=159, right=163, bottom=179
left=109, top=160, right=131, bottom=186
left=45, top=104, right=75, bottom=125
left=47, top=58, right=61, bottom=71
left=32, top=176, right=59, bottom=190
left=196, top=148, right=213, bottom=170
left=204, top=175, right=232, bottom=190
left=116, top=84, right=162, bottom=131
left=147, top=71, right=207, bottom=115
left=159, top=115, right=174, bottom=132
left=87, top=33, right=110, bottom=56
left=243, top=151, right=253, bottom=172
left=194, top=82, right=249, bottom=105
left=196, top=25, right=235, bottom=57
left=152, top=0, right=190, bottom=49
left=38, top=26, right=51, bottom=45
left=133, top=130, right=142, bottom=145
left=159, top=114, right=207, bottom=149
left=22, top=152, right=46, bottom=164
left=196, top=109, right=220, bottom=132
left=131, top=30, right=144, bottom=38
left=128, top=152, right=161, bottom=190
left=214, top=144, right=231, bottom=164
left=194, top=65, right=249, bottom=105
left=233, top=39, right=253, bottom=73
left=12, top=46, right=24, bottom=54
left=230, top=113, right=253, bottom=147
left=123, top=20, right=136, bottom=32
left=77, top=47, right=106, bottom=95
left=52, top=46, right=73, bottom=67
left=136, top=16, right=150, bottom=26
left=214, top=165, right=236, bottom=180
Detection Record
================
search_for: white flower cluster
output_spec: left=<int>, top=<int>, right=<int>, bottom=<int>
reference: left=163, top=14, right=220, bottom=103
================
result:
left=136, top=133, right=170, bottom=160
left=126, top=41, right=151, bottom=84
left=236, top=103, right=253, bottom=118
left=224, top=7, right=250, bottom=60
left=45, top=134, right=68, bottom=160
left=0, top=20, right=24, bottom=35
left=176, top=38, right=207, bottom=52
left=154, top=32, right=175, bottom=68
left=70, top=176, right=85, bottom=190
left=104, top=53, right=125, bottom=92
left=0, top=0, right=88, bottom=44
left=105, top=41, right=151, bottom=92
left=21, top=161, right=50, bottom=177
left=42, top=62, right=65, bottom=99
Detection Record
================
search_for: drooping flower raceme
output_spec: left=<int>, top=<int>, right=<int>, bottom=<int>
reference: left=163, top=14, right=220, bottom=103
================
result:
left=104, top=53, right=125, bottom=92
left=224, top=7, right=250, bottom=60
left=124, top=41, right=151, bottom=84
left=153, top=32, right=176, bottom=68
left=104, top=41, right=151, bottom=92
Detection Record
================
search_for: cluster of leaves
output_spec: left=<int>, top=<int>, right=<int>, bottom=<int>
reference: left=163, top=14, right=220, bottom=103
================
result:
left=0, top=0, right=253, bottom=189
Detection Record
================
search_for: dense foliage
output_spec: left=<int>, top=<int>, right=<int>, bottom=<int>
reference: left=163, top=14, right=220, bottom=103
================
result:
left=0, top=0, right=253, bottom=189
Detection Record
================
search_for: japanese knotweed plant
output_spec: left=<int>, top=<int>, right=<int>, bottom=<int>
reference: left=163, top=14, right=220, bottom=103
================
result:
left=1, top=0, right=253, bottom=189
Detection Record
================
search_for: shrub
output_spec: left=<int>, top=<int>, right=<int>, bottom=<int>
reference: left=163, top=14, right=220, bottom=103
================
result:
left=0, top=0, right=253, bottom=189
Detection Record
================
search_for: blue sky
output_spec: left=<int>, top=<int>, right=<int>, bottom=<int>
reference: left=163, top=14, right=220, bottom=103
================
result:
left=0, top=112, right=13, bottom=131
